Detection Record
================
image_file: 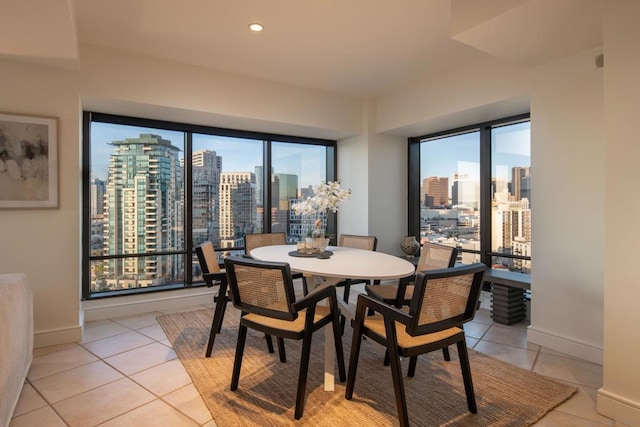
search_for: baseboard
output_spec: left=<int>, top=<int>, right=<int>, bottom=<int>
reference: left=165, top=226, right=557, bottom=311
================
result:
left=34, top=325, right=83, bottom=348
left=597, top=388, right=640, bottom=425
left=527, top=325, right=603, bottom=365
left=82, top=288, right=215, bottom=322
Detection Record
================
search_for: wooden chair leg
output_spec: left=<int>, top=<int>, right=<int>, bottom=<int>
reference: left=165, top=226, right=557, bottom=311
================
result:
left=301, top=277, right=309, bottom=295
left=383, top=349, right=390, bottom=366
left=340, top=314, right=346, bottom=335
left=295, top=333, right=313, bottom=420
left=442, top=346, right=451, bottom=361
left=456, top=339, right=477, bottom=413
left=265, top=334, right=275, bottom=353
left=345, top=312, right=366, bottom=399
left=407, top=356, right=418, bottom=377
left=231, top=324, right=247, bottom=391
left=277, top=337, right=286, bottom=363
left=387, top=338, right=409, bottom=427
left=339, top=280, right=352, bottom=335
left=342, top=280, right=351, bottom=304
left=331, top=305, right=347, bottom=382
left=205, top=296, right=227, bottom=357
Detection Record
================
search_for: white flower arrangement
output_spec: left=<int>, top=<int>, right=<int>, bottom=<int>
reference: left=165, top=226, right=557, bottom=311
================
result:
left=293, top=180, right=351, bottom=216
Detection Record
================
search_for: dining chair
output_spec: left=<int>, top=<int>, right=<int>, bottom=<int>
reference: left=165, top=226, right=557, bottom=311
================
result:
left=195, top=241, right=278, bottom=358
left=345, top=263, right=487, bottom=427
left=335, top=234, right=378, bottom=331
left=365, top=241, right=458, bottom=308
left=365, top=241, right=458, bottom=365
left=244, top=232, right=309, bottom=295
left=224, top=256, right=346, bottom=420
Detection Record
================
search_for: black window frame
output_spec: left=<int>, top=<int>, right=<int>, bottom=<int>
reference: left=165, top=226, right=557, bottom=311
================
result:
left=407, top=113, right=531, bottom=268
left=82, top=112, right=337, bottom=300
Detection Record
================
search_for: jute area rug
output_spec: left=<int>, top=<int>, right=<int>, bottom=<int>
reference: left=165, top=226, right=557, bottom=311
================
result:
left=157, top=307, right=576, bottom=426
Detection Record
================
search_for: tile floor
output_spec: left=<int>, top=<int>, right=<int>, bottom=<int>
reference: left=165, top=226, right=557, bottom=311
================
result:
left=9, top=286, right=622, bottom=427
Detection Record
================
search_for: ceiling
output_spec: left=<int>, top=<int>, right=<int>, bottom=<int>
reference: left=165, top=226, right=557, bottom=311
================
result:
left=0, top=0, right=603, bottom=97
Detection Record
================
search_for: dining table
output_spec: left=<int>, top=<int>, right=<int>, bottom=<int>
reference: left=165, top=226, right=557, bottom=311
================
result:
left=250, top=244, right=416, bottom=391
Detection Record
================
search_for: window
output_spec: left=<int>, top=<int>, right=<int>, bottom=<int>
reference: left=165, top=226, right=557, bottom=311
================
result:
left=408, top=114, right=530, bottom=272
left=491, top=121, right=531, bottom=272
left=83, top=113, right=336, bottom=299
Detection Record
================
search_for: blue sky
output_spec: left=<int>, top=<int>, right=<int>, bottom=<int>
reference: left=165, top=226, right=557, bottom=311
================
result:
left=420, top=122, right=530, bottom=182
left=92, top=121, right=529, bottom=188
left=91, top=122, right=326, bottom=187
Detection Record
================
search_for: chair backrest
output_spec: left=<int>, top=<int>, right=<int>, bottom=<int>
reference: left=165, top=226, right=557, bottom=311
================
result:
left=407, top=263, right=486, bottom=336
left=338, top=234, right=377, bottom=251
left=244, top=232, right=287, bottom=255
left=195, top=241, right=221, bottom=280
left=224, top=256, right=297, bottom=321
left=416, top=241, right=457, bottom=272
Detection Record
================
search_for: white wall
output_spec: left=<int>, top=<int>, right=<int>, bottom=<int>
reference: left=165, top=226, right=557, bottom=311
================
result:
left=364, top=100, right=407, bottom=256
left=337, top=99, right=406, bottom=255
left=0, top=44, right=363, bottom=345
left=337, top=132, right=369, bottom=236
left=527, top=49, right=605, bottom=364
left=376, top=54, right=530, bottom=136
left=598, top=1, right=640, bottom=424
left=0, top=60, right=82, bottom=347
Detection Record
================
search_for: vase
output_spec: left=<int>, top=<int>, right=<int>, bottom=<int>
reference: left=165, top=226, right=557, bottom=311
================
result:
left=400, top=236, right=420, bottom=258
left=311, top=226, right=325, bottom=239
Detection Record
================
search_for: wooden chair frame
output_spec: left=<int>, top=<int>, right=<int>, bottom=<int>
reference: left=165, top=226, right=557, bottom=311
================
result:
left=345, top=263, right=486, bottom=427
left=366, top=241, right=459, bottom=365
left=196, top=241, right=278, bottom=358
left=335, top=234, right=378, bottom=332
left=224, top=256, right=346, bottom=420
left=244, top=232, right=309, bottom=295
left=366, top=241, right=458, bottom=308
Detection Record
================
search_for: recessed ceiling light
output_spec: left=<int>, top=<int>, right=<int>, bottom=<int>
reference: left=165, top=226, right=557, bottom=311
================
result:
left=248, top=23, right=264, bottom=32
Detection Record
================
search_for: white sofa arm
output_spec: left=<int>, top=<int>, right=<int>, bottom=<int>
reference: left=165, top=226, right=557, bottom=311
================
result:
left=0, top=274, right=33, bottom=427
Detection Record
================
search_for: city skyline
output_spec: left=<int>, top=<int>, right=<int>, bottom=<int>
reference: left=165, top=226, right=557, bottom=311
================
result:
left=91, top=122, right=326, bottom=188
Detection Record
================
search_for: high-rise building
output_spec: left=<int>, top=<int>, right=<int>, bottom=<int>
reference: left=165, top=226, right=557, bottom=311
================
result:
left=90, top=177, right=106, bottom=218
left=512, top=166, right=531, bottom=202
left=219, top=172, right=257, bottom=247
left=451, top=173, right=480, bottom=209
left=492, top=198, right=531, bottom=272
left=192, top=150, right=222, bottom=246
left=102, top=134, right=182, bottom=288
left=272, top=173, right=298, bottom=234
left=422, top=176, right=449, bottom=207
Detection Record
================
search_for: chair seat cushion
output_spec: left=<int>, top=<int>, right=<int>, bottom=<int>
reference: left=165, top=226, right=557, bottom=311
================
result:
left=243, top=306, right=332, bottom=333
left=363, top=314, right=462, bottom=348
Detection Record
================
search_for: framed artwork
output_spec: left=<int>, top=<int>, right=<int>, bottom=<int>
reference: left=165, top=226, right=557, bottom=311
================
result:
left=0, top=113, right=58, bottom=208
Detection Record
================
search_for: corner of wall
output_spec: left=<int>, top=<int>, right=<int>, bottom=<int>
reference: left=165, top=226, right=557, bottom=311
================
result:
left=527, top=325, right=603, bottom=365
left=597, top=389, right=640, bottom=426
left=34, top=325, right=83, bottom=348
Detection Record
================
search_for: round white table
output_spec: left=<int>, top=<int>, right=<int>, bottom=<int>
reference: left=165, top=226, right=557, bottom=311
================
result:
left=250, top=244, right=415, bottom=390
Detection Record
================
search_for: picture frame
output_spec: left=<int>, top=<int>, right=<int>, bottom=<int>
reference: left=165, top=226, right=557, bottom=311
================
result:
left=0, top=112, right=58, bottom=208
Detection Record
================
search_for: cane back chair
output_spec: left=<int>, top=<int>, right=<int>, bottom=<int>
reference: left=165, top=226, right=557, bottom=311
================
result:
left=196, top=241, right=278, bottom=358
left=224, top=256, right=346, bottom=420
left=346, top=263, right=487, bottom=427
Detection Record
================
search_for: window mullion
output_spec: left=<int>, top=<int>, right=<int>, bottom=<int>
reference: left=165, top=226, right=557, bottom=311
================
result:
left=479, top=126, right=492, bottom=267
left=264, top=140, right=272, bottom=233
left=184, top=132, right=193, bottom=286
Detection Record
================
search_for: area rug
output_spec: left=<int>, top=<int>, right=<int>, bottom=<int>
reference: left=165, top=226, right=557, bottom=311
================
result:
left=157, top=308, right=576, bottom=426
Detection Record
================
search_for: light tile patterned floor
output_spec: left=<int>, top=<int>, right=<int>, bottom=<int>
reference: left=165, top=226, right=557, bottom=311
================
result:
left=10, top=285, right=620, bottom=427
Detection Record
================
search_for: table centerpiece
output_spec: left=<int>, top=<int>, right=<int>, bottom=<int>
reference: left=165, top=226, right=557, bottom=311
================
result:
left=293, top=180, right=351, bottom=253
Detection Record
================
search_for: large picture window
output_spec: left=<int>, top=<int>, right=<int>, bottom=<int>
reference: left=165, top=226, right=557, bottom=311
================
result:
left=83, top=113, right=336, bottom=299
left=408, top=114, right=530, bottom=273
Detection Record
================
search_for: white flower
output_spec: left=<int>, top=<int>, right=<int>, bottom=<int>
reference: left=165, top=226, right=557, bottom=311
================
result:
left=292, top=181, right=351, bottom=216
